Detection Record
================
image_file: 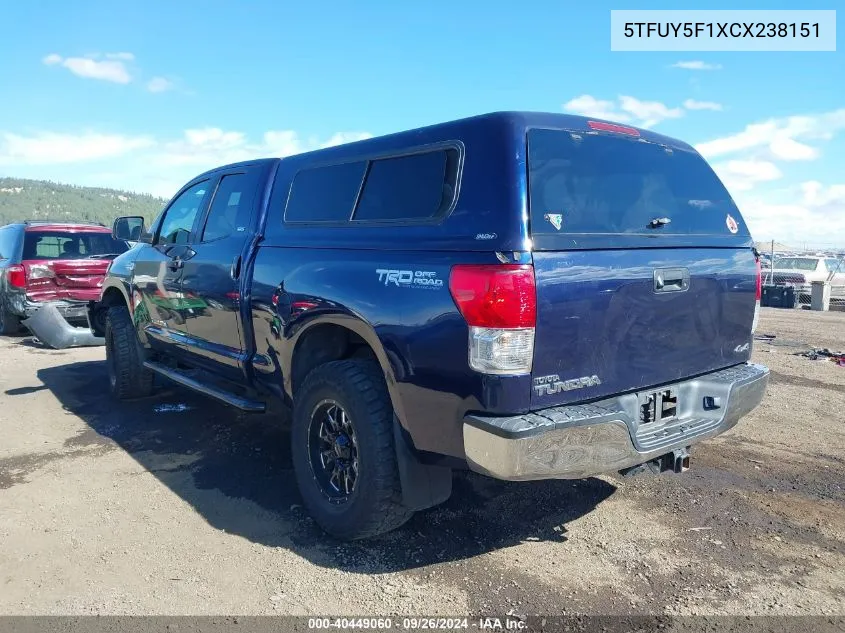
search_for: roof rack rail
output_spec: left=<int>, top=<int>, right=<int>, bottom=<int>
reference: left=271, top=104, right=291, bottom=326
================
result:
left=23, top=219, right=107, bottom=227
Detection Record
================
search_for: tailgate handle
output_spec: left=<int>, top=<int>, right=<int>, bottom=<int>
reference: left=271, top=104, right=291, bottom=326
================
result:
left=654, top=268, right=690, bottom=293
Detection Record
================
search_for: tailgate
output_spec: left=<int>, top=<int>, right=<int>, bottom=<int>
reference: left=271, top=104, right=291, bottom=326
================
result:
left=23, top=259, right=109, bottom=302
left=49, top=259, right=110, bottom=289
left=527, top=125, right=757, bottom=409
left=530, top=248, right=756, bottom=408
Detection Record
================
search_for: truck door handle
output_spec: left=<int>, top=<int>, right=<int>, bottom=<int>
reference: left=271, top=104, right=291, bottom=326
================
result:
left=230, top=255, right=242, bottom=280
left=654, top=268, right=689, bottom=293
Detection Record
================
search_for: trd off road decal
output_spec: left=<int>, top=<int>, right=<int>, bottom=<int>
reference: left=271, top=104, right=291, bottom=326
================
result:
left=376, top=269, right=443, bottom=289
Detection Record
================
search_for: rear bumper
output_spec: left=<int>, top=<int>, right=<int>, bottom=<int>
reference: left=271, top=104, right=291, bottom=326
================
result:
left=20, top=302, right=103, bottom=349
left=13, top=297, right=89, bottom=321
left=463, top=363, right=769, bottom=481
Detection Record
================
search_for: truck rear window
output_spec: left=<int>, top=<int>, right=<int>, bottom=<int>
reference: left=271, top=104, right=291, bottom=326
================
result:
left=527, top=128, right=746, bottom=236
left=22, top=231, right=129, bottom=260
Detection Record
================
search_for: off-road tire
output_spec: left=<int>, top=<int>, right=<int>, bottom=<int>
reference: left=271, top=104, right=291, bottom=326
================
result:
left=105, top=305, right=154, bottom=399
left=291, top=360, right=413, bottom=540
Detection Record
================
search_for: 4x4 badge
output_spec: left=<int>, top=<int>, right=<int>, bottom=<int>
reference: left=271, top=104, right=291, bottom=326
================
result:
left=544, top=213, right=563, bottom=231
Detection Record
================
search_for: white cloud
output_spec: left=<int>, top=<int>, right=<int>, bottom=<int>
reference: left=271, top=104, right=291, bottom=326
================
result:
left=262, top=130, right=304, bottom=156
left=695, top=109, right=845, bottom=160
left=735, top=182, right=845, bottom=244
left=0, top=125, right=376, bottom=198
left=800, top=181, right=845, bottom=207
left=106, top=52, right=135, bottom=61
left=693, top=106, right=845, bottom=245
left=672, top=61, right=722, bottom=70
left=159, top=128, right=252, bottom=167
left=562, top=95, right=682, bottom=128
left=43, top=53, right=132, bottom=84
left=768, top=137, right=818, bottom=161
left=146, top=77, right=173, bottom=93
left=683, top=99, right=723, bottom=112
left=42, top=52, right=175, bottom=91
left=696, top=109, right=845, bottom=243
left=0, top=131, right=154, bottom=165
left=152, top=128, right=376, bottom=197
left=618, top=96, right=683, bottom=128
left=712, top=159, right=782, bottom=191
left=562, top=95, right=628, bottom=122
left=320, top=132, right=373, bottom=148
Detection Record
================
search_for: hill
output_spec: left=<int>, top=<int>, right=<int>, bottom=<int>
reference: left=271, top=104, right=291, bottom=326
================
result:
left=755, top=240, right=794, bottom=253
left=0, top=177, right=166, bottom=227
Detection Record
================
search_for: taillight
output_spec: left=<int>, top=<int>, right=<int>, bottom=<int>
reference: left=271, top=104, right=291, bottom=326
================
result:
left=449, top=264, right=536, bottom=375
left=27, top=263, right=55, bottom=281
left=6, top=265, right=26, bottom=288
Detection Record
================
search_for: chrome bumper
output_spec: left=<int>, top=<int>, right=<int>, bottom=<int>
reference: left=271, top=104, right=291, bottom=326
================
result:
left=463, top=363, right=770, bottom=481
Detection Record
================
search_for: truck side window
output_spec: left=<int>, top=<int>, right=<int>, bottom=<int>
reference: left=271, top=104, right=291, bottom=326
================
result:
left=353, top=149, right=457, bottom=221
left=156, top=181, right=209, bottom=246
left=285, top=161, right=367, bottom=223
left=201, top=173, right=256, bottom=242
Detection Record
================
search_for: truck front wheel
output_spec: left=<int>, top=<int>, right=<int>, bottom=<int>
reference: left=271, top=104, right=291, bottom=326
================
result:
left=105, top=305, right=154, bottom=400
left=291, top=360, right=413, bottom=540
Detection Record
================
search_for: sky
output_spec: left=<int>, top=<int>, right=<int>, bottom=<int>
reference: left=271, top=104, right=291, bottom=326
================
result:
left=0, top=0, right=842, bottom=245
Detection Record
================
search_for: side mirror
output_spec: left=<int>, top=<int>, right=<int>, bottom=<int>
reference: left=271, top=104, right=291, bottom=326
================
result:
left=113, top=216, right=146, bottom=242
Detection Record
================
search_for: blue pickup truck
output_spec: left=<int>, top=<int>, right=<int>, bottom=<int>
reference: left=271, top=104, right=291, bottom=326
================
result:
left=93, top=111, right=769, bottom=540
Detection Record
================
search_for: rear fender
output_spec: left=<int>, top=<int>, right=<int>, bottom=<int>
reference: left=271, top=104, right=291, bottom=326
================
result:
left=285, top=314, right=451, bottom=510
left=89, top=277, right=133, bottom=337
left=285, top=313, right=409, bottom=426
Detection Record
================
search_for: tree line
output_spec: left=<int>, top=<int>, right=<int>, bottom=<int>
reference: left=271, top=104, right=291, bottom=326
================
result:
left=0, top=177, right=166, bottom=227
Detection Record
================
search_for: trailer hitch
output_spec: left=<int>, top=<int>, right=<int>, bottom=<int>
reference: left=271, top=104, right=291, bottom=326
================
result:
left=619, top=447, right=691, bottom=478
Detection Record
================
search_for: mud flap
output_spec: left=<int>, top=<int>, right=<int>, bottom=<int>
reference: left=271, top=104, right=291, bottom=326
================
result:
left=21, top=303, right=104, bottom=349
left=393, top=416, right=453, bottom=511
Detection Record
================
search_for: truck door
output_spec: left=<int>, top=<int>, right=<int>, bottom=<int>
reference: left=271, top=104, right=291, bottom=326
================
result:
left=179, top=167, right=265, bottom=379
left=132, top=179, right=212, bottom=351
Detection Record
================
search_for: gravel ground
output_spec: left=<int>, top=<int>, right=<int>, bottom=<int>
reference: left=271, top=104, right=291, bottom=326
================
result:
left=0, top=306, right=843, bottom=616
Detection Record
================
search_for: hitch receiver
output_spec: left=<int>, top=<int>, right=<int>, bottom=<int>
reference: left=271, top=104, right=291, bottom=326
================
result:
left=618, top=447, right=691, bottom=478
left=666, top=447, right=691, bottom=473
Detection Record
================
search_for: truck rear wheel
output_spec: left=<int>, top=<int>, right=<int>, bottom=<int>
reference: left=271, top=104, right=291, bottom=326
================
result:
left=291, top=360, right=413, bottom=540
left=105, top=305, right=154, bottom=400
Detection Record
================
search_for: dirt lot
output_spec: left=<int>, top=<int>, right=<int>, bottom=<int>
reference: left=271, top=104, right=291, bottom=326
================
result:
left=0, top=307, right=843, bottom=616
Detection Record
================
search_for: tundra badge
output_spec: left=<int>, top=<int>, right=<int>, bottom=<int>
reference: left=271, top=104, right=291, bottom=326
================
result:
left=533, top=374, right=602, bottom=396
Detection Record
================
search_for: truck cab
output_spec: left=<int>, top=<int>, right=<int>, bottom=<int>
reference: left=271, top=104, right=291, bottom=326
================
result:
left=93, top=111, right=769, bottom=540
